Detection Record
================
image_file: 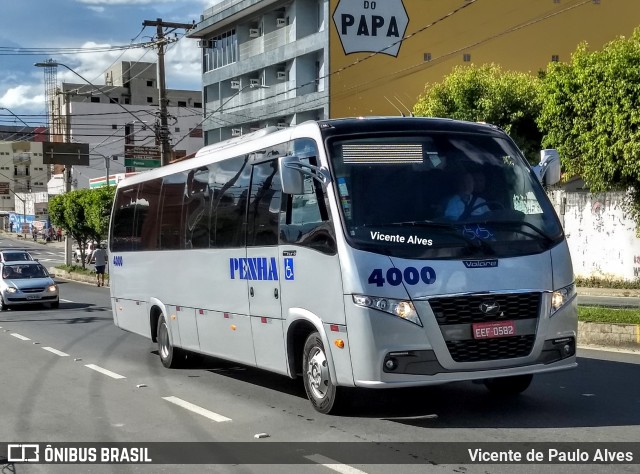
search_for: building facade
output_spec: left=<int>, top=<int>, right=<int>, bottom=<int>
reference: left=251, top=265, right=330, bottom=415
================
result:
left=189, top=0, right=640, bottom=144
left=0, top=141, right=50, bottom=231
left=47, top=61, right=204, bottom=189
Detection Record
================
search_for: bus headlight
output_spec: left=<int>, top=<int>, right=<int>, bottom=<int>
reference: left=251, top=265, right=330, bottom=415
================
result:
left=352, top=295, right=422, bottom=326
left=550, top=283, right=576, bottom=317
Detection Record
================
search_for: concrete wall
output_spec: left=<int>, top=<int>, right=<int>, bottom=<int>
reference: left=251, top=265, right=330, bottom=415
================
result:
left=551, top=190, right=640, bottom=281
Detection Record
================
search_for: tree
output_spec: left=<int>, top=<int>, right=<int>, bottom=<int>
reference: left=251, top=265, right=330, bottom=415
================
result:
left=413, top=63, right=543, bottom=163
left=538, top=28, right=640, bottom=221
left=48, top=187, right=115, bottom=268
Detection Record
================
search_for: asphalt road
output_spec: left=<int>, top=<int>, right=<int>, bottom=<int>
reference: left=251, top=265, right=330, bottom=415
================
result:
left=0, top=280, right=639, bottom=473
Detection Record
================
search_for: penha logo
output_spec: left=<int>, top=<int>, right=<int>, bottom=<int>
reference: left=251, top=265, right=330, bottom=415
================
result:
left=333, top=0, right=409, bottom=57
left=463, top=259, right=498, bottom=269
left=229, top=257, right=278, bottom=281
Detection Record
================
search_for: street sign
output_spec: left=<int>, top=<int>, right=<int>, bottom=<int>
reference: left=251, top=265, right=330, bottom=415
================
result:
left=332, top=0, right=409, bottom=57
left=43, top=142, right=90, bottom=166
left=124, top=144, right=161, bottom=168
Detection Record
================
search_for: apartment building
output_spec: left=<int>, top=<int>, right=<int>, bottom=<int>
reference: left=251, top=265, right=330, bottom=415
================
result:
left=188, top=0, right=640, bottom=144
left=0, top=141, right=50, bottom=230
left=189, top=0, right=329, bottom=144
left=48, top=61, right=204, bottom=188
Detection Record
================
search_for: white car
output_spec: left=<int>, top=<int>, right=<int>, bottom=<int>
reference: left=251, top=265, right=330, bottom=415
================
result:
left=0, top=261, right=59, bottom=310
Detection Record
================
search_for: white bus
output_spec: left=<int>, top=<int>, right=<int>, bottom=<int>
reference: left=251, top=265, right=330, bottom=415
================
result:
left=109, top=117, right=577, bottom=414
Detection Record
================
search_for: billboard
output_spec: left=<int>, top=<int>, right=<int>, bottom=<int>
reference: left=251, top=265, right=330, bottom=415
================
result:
left=43, top=142, right=90, bottom=166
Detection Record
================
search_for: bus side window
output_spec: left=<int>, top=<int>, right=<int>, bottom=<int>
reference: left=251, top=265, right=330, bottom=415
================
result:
left=111, top=185, right=138, bottom=252
left=159, top=171, right=187, bottom=250
left=280, top=156, right=336, bottom=256
left=247, top=159, right=280, bottom=246
left=212, top=156, right=251, bottom=248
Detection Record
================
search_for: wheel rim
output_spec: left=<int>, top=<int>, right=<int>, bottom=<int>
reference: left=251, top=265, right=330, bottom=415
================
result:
left=158, top=320, right=170, bottom=360
left=306, top=346, right=330, bottom=400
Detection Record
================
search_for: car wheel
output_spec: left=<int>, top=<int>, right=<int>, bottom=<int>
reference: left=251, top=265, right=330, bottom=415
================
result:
left=157, top=313, right=184, bottom=368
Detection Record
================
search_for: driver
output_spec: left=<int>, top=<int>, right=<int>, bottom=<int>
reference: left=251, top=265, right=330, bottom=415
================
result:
left=444, top=171, right=490, bottom=220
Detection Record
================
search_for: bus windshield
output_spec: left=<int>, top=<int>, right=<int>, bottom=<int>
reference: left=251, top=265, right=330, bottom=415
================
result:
left=326, top=131, right=564, bottom=259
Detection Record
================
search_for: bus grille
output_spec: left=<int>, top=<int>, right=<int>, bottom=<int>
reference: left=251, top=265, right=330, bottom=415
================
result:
left=445, top=335, right=536, bottom=362
left=429, top=292, right=541, bottom=325
left=428, top=292, right=541, bottom=363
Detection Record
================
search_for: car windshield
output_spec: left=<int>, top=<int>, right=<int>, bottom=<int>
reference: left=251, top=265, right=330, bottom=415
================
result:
left=326, top=131, right=564, bottom=259
left=2, top=264, right=48, bottom=279
left=2, top=252, right=33, bottom=261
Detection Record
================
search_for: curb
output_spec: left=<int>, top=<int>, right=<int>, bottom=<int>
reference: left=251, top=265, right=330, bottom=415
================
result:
left=49, top=267, right=109, bottom=287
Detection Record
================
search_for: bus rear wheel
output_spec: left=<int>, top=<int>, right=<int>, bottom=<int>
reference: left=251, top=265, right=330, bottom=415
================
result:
left=302, top=332, right=342, bottom=414
left=157, top=314, right=183, bottom=368
left=483, top=374, right=533, bottom=396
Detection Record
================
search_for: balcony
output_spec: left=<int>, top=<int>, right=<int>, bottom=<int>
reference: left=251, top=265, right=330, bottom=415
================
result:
left=13, top=153, right=31, bottom=165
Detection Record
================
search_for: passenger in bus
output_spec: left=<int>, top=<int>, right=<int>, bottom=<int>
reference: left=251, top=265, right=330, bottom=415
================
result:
left=444, top=171, right=490, bottom=220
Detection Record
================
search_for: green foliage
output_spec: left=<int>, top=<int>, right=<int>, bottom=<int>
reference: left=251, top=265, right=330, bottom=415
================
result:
left=538, top=28, right=640, bottom=221
left=413, top=63, right=543, bottom=163
left=575, top=275, right=640, bottom=289
left=578, top=306, right=640, bottom=325
left=48, top=187, right=115, bottom=269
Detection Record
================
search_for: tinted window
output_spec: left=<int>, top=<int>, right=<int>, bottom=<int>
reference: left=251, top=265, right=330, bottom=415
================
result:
left=212, top=156, right=251, bottom=248
left=134, top=178, right=162, bottom=250
left=185, top=167, right=213, bottom=249
left=111, top=185, right=139, bottom=251
left=281, top=139, right=336, bottom=255
left=248, top=160, right=281, bottom=246
left=159, top=172, right=187, bottom=250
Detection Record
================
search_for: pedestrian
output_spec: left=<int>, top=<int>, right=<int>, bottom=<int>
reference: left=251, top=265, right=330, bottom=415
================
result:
left=32, top=226, right=37, bottom=241
left=57, top=227, right=62, bottom=242
left=91, top=244, right=108, bottom=287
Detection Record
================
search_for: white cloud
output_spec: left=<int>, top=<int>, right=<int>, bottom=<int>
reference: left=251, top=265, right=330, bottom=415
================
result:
left=0, top=84, right=45, bottom=109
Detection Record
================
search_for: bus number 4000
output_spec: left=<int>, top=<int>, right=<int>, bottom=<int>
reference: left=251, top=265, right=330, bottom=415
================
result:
left=367, top=266, right=436, bottom=287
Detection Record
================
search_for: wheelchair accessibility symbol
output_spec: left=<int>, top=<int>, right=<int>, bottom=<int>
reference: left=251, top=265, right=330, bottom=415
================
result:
left=284, top=258, right=295, bottom=280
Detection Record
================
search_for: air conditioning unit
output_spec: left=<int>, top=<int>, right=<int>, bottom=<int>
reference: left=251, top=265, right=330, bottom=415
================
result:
left=250, top=78, right=260, bottom=86
left=231, top=128, right=242, bottom=137
left=277, top=70, right=287, bottom=80
left=249, top=28, right=260, bottom=38
left=230, top=80, right=240, bottom=89
left=276, top=17, right=286, bottom=27
left=276, top=122, right=288, bottom=129
left=197, top=39, right=216, bottom=48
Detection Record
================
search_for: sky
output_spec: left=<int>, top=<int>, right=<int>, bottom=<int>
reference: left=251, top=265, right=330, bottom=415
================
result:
left=0, top=0, right=217, bottom=128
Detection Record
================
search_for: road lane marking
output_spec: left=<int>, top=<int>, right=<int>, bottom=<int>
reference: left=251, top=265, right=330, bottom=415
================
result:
left=85, top=364, right=126, bottom=379
left=162, top=396, right=231, bottom=422
left=304, top=454, right=369, bottom=474
left=11, top=333, right=30, bottom=341
left=42, top=347, right=69, bottom=357
left=61, top=299, right=73, bottom=302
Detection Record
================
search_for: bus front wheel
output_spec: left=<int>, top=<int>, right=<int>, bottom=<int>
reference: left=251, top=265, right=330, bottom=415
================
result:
left=302, top=332, right=342, bottom=414
left=157, top=314, right=183, bottom=369
left=483, top=374, right=533, bottom=396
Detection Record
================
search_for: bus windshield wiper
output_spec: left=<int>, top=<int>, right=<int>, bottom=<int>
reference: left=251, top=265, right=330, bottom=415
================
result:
left=483, top=220, right=557, bottom=245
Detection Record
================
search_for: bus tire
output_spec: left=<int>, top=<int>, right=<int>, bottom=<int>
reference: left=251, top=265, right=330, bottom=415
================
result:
left=157, top=313, right=183, bottom=368
left=483, top=374, right=533, bottom=396
left=302, top=332, right=342, bottom=414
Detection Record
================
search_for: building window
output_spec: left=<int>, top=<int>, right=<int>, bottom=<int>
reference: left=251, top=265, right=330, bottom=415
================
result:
left=424, top=52, right=432, bottom=62
left=203, top=28, right=237, bottom=73
left=175, top=127, right=180, bottom=133
left=592, top=0, right=600, bottom=4
left=112, top=124, right=118, bottom=130
left=463, top=53, right=471, bottom=62
left=551, top=55, right=560, bottom=62
left=124, top=98, right=130, bottom=104
left=178, top=101, right=187, bottom=107
left=147, top=80, right=153, bottom=87
left=110, top=97, right=119, bottom=104
left=90, top=97, right=100, bottom=103
left=194, top=102, right=202, bottom=108
left=147, top=97, right=153, bottom=103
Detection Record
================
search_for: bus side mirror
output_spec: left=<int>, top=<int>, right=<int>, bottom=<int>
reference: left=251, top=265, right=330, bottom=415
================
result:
left=533, top=149, right=561, bottom=186
left=279, top=155, right=331, bottom=195
left=279, top=156, right=305, bottom=194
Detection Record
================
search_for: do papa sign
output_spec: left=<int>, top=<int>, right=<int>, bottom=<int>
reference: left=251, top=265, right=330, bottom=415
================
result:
left=333, top=0, right=409, bottom=57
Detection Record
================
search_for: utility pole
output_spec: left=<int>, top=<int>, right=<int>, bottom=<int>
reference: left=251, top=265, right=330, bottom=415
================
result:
left=143, top=18, right=194, bottom=166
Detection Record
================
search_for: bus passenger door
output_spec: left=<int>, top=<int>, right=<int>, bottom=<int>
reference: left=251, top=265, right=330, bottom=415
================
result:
left=246, top=158, right=286, bottom=374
